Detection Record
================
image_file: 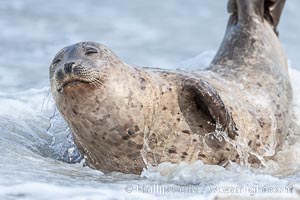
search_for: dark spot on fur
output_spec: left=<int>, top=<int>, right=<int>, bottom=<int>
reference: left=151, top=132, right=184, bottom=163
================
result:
left=127, top=141, right=135, bottom=147
left=248, top=140, right=252, bottom=146
left=225, top=148, right=230, bottom=151
left=114, top=154, right=120, bottom=159
left=102, top=137, right=106, bottom=140
left=198, top=153, right=206, bottom=158
left=122, top=135, right=130, bottom=140
left=277, top=105, right=280, bottom=109
left=92, top=131, right=98, bottom=136
left=182, top=130, right=190, bottom=134
left=258, top=118, right=265, bottom=128
left=140, top=77, right=146, bottom=90
left=134, top=125, right=140, bottom=132
left=248, top=154, right=261, bottom=164
left=256, top=143, right=261, bottom=147
left=168, top=145, right=177, bottom=154
left=256, top=135, right=260, bottom=139
left=257, top=82, right=262, bottom=87
left=177, top=118, right=180, bottom=122
left=182, top=152, right=188, bottom=156
left=236, top=154, right=239, bottom=159
left=250, top=38, right=256, bottom=46
left=198, top=124, right=203, bottom=128
left=136, top=144, right=143, bottom=149
left=128, top=129, right=135, bottom=136
left=72, top=108, right=78, bottom=115
left=193, top=139, right=197, bottom=142
left=162, top=106, right=167, bottom=110
left=181, top=156, right=186, bottom=159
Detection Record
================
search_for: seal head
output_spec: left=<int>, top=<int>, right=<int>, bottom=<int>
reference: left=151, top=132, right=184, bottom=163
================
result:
left=50, top=42, right=121, bottom=94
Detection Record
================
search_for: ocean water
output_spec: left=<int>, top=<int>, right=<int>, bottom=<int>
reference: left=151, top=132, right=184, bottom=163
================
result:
left=0, top=0, right=300, bottom=199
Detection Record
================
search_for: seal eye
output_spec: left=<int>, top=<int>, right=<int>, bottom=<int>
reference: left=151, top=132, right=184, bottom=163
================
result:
left=85, top=47, right=98, bottom=56
left=52, top=58, right=62, bottom=66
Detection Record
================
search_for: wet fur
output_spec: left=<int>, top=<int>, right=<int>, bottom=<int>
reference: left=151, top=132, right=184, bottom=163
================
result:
left=50, top=0, right=292, bottom=174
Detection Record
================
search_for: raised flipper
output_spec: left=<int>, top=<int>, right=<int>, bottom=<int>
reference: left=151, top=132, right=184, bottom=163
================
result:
left=228, top=0, right=286, bottom=35
left=264, top=0, right=286, bottom=35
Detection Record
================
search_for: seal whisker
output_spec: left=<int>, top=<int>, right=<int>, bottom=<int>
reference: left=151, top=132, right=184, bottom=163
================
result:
left=91, top=79, right=103, bottom=87
left=85, top=77, right=97, bottom=87
left=92, top=78, right=104, bottom=85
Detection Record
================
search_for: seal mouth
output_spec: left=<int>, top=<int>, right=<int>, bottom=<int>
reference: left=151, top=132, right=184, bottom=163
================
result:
left=57, top=79, right=90, bottom=93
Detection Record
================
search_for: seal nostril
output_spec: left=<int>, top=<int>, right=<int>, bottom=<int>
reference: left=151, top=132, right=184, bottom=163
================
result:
left=64, top=62, right=75, bottom=74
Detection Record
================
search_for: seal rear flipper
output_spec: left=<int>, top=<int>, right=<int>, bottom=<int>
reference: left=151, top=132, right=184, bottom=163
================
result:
left=179, top=78, right=238, bottom=150
left=264, top=0, right=286, bottom=35
left=228, top=0, right=286, bottom=35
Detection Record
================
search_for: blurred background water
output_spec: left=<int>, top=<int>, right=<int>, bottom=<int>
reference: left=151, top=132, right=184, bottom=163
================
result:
left=0, top=0, right=299, bottom=92
left=0, top=0, right=300, bottom=200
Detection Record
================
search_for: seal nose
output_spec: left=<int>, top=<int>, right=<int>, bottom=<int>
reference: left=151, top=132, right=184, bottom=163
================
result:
left=64, top=62, right=75, bottom=74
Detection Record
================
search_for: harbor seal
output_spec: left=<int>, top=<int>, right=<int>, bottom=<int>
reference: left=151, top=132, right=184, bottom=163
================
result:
left=49, top=0, right=292, bottom=174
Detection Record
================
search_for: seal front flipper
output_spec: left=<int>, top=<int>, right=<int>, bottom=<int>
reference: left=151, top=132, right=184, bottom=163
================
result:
left=179, top=78, right=238, bottom=150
